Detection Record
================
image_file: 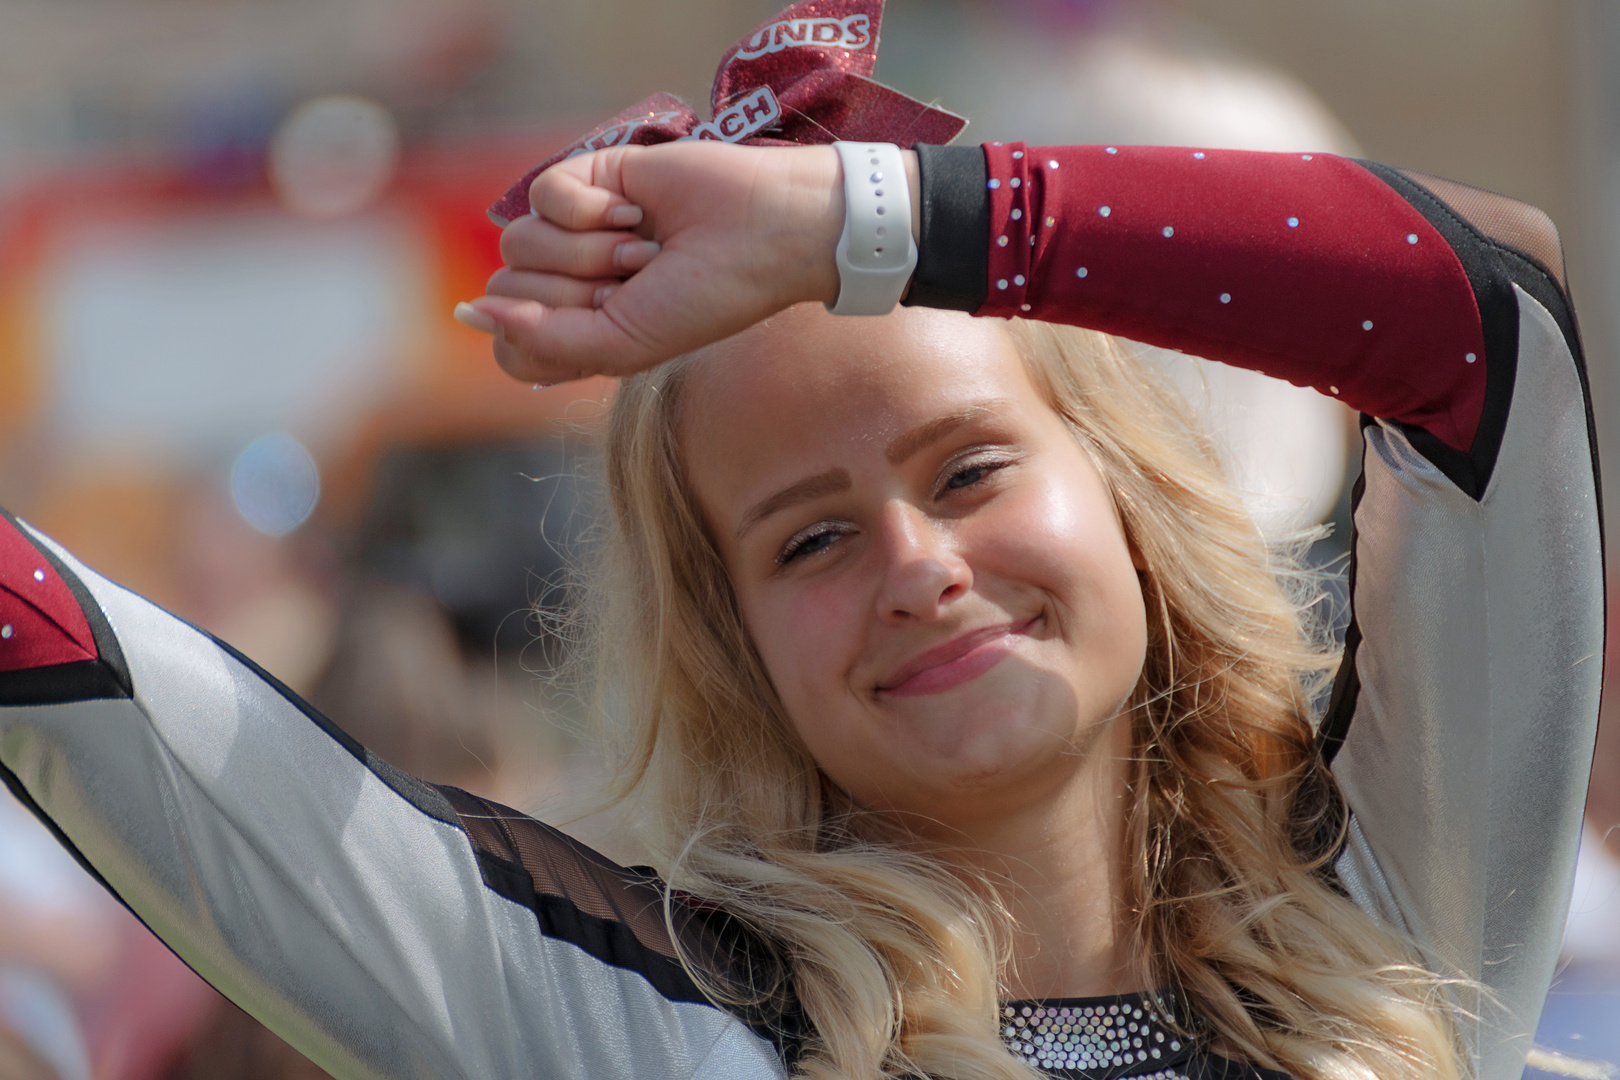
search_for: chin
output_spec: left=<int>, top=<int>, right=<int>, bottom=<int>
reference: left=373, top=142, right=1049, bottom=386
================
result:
left=884, top=673, right=1089, bottom=791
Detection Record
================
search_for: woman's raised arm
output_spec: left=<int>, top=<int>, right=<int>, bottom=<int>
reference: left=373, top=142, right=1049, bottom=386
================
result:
left=472, top=139, right=1603, bottom=1080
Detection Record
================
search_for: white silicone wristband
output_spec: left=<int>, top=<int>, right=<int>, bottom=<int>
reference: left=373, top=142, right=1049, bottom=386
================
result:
left=827, top=142, right=918, bottom=316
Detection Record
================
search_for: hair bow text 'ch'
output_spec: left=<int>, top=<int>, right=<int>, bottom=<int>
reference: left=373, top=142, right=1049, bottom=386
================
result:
left=487, top=0, right=966, bottom=224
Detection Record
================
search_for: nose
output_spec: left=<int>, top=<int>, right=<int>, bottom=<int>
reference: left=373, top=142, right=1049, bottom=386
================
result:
left=875, top=502, right=972, bottom=622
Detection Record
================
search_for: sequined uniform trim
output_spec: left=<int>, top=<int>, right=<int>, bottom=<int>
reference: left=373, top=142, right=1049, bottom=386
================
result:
left=999, top=995, right=1198, bottom=1079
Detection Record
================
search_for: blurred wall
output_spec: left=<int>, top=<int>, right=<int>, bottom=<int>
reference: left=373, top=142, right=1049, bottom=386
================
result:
left=1167, top=0, right=1577, bottom=221
left=1162, top=0, right=1613, bottom=498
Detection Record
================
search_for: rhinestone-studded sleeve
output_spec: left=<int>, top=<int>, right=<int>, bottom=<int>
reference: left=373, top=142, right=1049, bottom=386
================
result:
left=971, top=142, right=1488, bottom=454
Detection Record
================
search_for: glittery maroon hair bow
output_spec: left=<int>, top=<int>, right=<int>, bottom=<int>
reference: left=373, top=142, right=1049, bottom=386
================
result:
left=487, top=0, right=966, bottom=224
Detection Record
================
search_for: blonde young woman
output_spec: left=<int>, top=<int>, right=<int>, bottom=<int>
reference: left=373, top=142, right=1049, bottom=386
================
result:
left=0, top=5, right=1601, bottom=1080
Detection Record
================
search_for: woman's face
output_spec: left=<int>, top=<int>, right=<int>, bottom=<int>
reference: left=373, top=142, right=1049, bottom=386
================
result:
left=683, top=306, right=1148, bottom=830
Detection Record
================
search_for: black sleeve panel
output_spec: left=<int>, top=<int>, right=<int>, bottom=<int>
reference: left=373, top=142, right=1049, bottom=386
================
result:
left=903, top=143, right=990, bottom=313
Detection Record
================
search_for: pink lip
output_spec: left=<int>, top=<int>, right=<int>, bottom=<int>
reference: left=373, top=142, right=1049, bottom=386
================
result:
left=877, top=617, right=1038, bottom=698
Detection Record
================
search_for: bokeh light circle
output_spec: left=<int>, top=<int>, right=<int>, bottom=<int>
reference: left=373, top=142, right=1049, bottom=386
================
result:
left=231, top=433, right=321, bottom=536
left=269, top=95, right=400, bottom=217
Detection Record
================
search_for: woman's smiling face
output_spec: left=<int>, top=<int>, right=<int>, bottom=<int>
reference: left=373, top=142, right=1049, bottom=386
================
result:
left=683, top=306, right=1148, bottom=829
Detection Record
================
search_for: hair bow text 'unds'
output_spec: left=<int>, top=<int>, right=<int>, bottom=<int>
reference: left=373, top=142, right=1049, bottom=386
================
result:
left=488, top=0, right=966, bottom=224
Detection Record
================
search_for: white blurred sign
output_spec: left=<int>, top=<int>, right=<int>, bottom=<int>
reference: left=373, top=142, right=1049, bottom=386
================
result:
left=41, top=209, right=428, bottom=464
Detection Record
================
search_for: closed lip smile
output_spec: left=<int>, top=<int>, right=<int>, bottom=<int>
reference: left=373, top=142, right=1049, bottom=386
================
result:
left=877, top=616, right=1040, bottom=697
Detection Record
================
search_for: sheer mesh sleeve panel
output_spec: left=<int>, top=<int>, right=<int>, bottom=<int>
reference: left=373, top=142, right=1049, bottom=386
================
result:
left=433, top=786, right=804, bottom=1058
left=1396, top=169, right=1567, bottom=288
left=434, top=787, right=707, bottom=988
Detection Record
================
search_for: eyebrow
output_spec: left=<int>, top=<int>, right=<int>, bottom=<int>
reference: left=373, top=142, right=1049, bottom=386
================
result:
left=736, top=468, right=852, bottom=541
left=733, top=400, right=1011, bottom=542
left=884, top=401, right=1007, bottom=465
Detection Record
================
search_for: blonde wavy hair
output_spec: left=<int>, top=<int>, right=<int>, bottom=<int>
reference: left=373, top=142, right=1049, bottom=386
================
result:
left=572, top=312, right=1466, bottom=1080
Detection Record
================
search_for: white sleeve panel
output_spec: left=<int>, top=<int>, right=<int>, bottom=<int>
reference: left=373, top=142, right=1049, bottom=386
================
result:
left=1333, top=286, right=1603, bottom=1080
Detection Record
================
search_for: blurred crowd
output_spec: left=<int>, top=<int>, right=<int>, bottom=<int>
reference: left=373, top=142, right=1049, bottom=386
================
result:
left=0, top=0, right=1615, bottom=1075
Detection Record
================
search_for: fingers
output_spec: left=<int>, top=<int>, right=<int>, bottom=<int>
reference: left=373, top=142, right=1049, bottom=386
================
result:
left=467, top=142, right=791, bottom=385
left=530, top=154, right=643, bottom=231
left=485, top=267, right=620, bottom=311
left=499, top=215, right=660, bottom=280
left=467, top=295, right=655, bottom=384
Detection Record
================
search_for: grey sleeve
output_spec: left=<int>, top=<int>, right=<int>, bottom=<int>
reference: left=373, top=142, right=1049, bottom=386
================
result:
left=1330, top=280, right=1602, bottom=1080
left=0, top=528, right=786, bottom=1080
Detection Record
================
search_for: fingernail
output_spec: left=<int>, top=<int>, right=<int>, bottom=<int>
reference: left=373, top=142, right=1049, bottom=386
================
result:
left=607, top=204, right=644, bottom=228
left=593, top=284, right=619, bottom=308
left=453, top=302, right=498, bottom=334
left=613, top=239, right=661, bottom=270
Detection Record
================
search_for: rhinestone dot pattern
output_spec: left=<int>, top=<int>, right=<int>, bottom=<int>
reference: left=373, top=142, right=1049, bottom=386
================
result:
left=1000, top=995, right=1197, bottom=1079
left=975, top=140, right=1490, bottom=454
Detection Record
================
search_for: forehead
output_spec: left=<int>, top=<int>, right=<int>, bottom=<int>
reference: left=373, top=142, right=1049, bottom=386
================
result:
left=678, top=305, right=1038, bottom=480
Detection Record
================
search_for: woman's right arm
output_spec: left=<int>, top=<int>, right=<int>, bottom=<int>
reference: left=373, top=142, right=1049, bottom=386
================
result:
left=0, top=512, right=788, bottom=1080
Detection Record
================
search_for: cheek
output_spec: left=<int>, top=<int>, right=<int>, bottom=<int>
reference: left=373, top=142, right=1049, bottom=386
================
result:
left=971, top=466, right=1150, bottom=713
left=977, top=470, right=1139, bottom=610
left=742, top=578, right=869, bottom=718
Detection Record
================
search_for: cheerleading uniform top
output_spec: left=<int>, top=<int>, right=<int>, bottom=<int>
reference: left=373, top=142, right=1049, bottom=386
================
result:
left=0, top=144, right=1600, bottom=1080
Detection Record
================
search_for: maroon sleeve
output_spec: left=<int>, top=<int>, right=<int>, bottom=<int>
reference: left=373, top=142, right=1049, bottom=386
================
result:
left=977, top=143, right=1488, bottom=454
left=0, top=516, right=97, bottom=672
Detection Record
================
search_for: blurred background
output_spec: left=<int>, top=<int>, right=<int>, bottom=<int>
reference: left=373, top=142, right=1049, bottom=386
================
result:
left=0, top=0, right=1616, bottom=1076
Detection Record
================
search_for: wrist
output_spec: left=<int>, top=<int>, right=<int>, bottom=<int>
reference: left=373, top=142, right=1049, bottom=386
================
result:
left=786, top=145, right=920, bottom=310
left=785, top=146, right=845, bottom=307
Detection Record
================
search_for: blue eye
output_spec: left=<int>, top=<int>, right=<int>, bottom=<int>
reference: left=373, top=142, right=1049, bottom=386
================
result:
left=778, top=523, right=847, bottom=565
left=943, top=456, right=1009, bottom=492
left=946, top=464, right=991, bottom=490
